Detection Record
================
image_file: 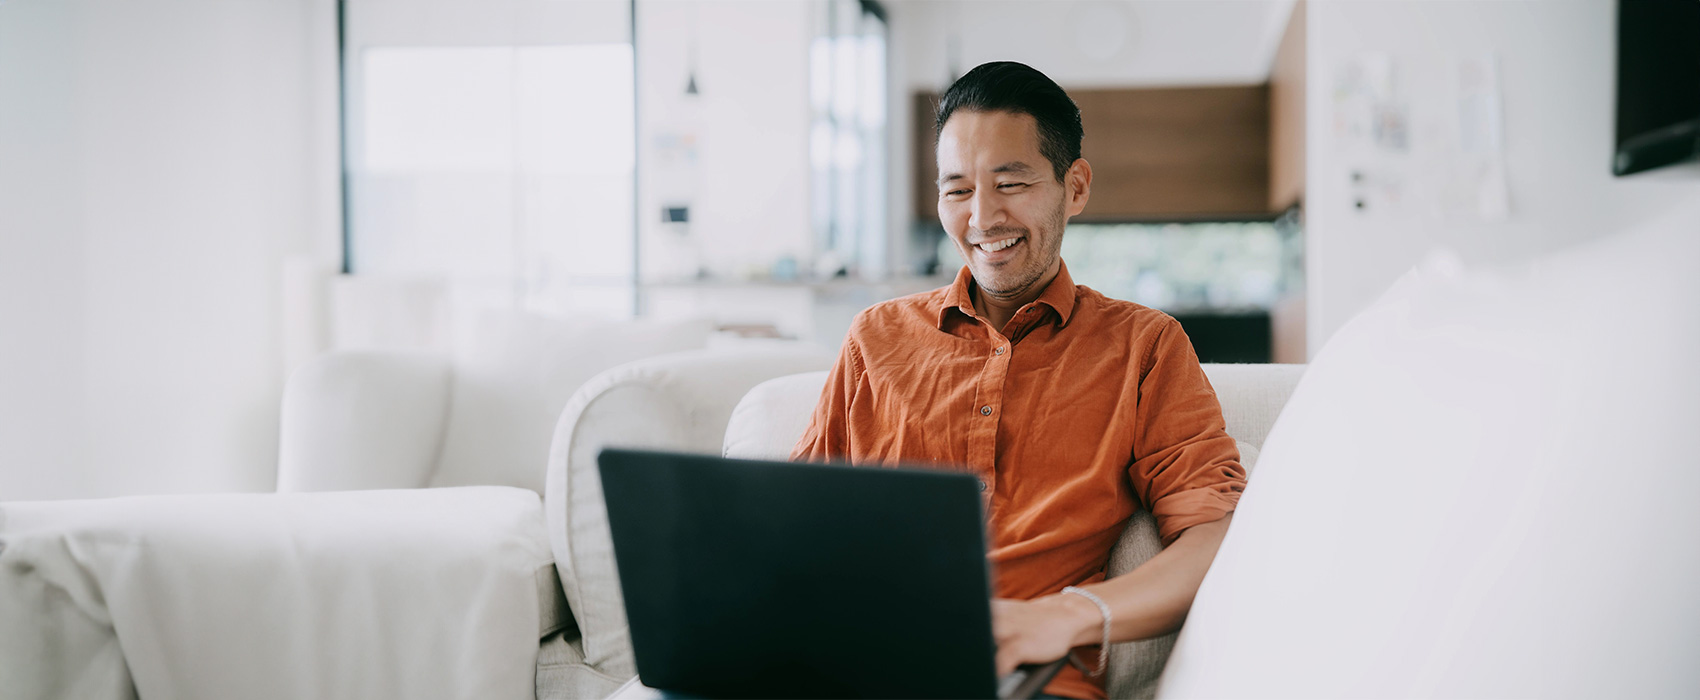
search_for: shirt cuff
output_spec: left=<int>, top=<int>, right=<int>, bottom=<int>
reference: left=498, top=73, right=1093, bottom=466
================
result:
left=1152, top=487, right=1240, bottom=546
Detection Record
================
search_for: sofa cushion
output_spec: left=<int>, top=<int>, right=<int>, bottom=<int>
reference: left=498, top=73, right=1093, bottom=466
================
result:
left=430, top=312, right=712, bottom=493
left=724, top=371, right=830, bottom=460
left=723, top=366, right=1293, bottom=465
left=1159, top=202, right=1700, bottom=698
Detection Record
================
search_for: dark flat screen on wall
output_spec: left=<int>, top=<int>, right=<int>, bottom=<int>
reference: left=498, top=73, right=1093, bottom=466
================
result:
left=1614, top=0, right=1700, bottom=176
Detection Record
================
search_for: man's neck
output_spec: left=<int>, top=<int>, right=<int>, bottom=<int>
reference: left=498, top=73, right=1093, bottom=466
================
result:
left=972, top=261, right=1061, bottom=333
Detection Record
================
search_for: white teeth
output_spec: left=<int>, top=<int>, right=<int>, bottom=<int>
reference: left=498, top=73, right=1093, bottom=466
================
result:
left=978, top=238, right=1019, bottom=252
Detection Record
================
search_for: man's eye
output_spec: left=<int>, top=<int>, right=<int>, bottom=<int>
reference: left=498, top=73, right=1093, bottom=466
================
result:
left=998, top=183, right=1028, bottom=190
left=943, top=189, right=971, bottom=197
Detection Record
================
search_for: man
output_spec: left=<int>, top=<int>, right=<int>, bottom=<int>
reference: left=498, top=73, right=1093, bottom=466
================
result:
left=792, top=61, right=1244, bottom=700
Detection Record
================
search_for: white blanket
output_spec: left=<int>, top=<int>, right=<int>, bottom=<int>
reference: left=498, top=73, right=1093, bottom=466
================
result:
left=0, top=486, right=554, bottom=700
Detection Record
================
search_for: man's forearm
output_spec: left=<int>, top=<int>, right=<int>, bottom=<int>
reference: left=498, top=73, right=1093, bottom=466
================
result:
left=1051, top=514, right=1233, bottom=646
left=988, top=514, right=1234, bottom=675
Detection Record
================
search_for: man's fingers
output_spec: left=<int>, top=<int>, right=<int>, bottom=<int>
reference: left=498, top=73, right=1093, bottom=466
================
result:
left=996, top=635, right=1049, bottom=678
left=989, top=598, right=1016, bottom=641
left=995, top=647, right=1019, bottom=677
left=991, top=597, right=1071, bottom=677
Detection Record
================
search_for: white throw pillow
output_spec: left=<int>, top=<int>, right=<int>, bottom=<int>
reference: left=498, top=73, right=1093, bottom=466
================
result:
left=1159, top=202, right=1700, bottom=698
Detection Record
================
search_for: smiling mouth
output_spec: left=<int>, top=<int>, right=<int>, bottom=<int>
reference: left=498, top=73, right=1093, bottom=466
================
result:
left=976, top=237, right=1023, bottom=253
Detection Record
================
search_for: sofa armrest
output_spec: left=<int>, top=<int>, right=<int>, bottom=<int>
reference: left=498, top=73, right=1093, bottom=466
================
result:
left=543, top=346, right=834, bottom=682
left=0, top=487, right=551, bottom=700
left=276, top=350, right=451, bottom=492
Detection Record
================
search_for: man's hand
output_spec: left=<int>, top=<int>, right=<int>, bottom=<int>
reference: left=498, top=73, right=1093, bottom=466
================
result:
left=989, top=514, right=1234, bottom=678
left=990, top=593, right=1101, bottom=676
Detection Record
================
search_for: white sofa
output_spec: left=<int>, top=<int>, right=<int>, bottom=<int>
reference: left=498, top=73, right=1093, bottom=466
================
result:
left=547, top=193, right=1700, bottom=700
left=549, top=193, right=1700, bottom=699
left=0, top=312, right=720, bottom=700
left=546, top=350, right=1304, bottom=699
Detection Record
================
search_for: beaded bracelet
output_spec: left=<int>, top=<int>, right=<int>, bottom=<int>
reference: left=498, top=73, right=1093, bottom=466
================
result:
left=1059, top=585, right=1111, bottom=677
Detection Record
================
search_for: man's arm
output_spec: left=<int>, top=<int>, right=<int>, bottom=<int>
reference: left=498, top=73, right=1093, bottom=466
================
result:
left=990, top=514, right=1231, bottom=676
left=993, top=318, right=1243, bottom=675
left=791, top=332, right=863, bottom=462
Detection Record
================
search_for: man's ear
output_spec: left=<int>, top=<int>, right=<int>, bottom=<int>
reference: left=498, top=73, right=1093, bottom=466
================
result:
left=1064, top=158, right=1092, bottom=217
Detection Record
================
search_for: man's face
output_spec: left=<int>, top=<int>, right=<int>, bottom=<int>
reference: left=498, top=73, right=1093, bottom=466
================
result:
left=936, top=110, right=1088, bottom=302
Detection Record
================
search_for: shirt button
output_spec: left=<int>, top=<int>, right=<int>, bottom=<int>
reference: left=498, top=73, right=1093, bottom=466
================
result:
left=977, top=479, right=988, bottom=492
left=980, top=405, right=992, bottom=416
left=994, top=346, right=1005, bottom=355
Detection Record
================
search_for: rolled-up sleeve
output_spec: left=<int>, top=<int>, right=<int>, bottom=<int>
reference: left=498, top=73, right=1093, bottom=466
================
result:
left=1127, top=318, right=1246, bottom=546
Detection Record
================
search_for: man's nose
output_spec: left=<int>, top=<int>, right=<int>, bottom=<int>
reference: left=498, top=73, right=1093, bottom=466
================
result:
left=968, top=191, right=1004, bottom=232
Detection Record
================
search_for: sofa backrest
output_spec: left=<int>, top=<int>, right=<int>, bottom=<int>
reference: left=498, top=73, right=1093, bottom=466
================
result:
left=428, top=311, right=716, bottom=493
left=278, top=312, right=716, bottom=495
left=278, top=350, right=455, bottom=492
left=723, top=363, right=1305, bottom=466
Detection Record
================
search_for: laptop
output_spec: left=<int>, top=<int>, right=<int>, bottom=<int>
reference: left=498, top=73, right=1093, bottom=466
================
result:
left=598, top=448, right=1066, bottom=699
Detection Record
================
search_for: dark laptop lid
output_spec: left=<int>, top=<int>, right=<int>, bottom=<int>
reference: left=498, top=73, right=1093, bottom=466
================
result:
left=598, top=448, right=999, bottom=699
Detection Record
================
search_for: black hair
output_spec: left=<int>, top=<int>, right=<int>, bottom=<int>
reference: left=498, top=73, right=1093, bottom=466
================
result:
left=934, top=61, right=1083, bottom=182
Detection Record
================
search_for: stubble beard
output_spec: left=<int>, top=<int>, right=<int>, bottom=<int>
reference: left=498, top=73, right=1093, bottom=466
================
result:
left=972, top=200, right=1068, bottom=304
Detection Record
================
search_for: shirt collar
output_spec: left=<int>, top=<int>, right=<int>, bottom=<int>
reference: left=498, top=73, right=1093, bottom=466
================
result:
left=936, top=259, right=1078, bottom=330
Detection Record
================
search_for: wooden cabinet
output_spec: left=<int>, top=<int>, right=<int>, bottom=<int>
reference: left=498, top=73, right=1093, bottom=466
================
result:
left=1073, top=85, right=1271, bottom=221
left=914, top=84, right=1275, bottom=222
left=1269, top=0, right=1307, bottom=212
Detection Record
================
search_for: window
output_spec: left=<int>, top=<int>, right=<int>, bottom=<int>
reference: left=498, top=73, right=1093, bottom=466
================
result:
left=809, top=0, right=888, bottom=279
left=342, top=1, right=636, bottom=317
left=936, top=212, right=1306, bottom=363
left=1059, top=220, right=1297, bottom=311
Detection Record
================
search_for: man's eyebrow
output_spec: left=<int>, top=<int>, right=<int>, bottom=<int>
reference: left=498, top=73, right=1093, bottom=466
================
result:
left=936, top=161, right=1037, bottom=188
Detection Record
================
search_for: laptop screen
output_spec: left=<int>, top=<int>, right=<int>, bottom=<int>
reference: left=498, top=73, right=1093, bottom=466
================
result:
left=599, top=448, right=1000, bottom=699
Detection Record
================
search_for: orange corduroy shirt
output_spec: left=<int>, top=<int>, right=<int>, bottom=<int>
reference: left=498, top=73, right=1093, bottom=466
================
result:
left=792, top=261, right=1245, bottom=700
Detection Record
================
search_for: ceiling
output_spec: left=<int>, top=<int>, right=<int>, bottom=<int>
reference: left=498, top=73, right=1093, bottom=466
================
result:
left=892, top=0, right=1296, bottom=89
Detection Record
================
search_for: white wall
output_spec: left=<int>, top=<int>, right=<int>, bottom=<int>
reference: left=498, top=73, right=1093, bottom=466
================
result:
left=636, top=0, right=813, bottom=286
left=0, top=0, right=86, bottom=499
left=892, top=0, right=1286, bottom=93
left=1304, top=0, right=1700, bottom=353
left=0, top=0, right=329, bottom=500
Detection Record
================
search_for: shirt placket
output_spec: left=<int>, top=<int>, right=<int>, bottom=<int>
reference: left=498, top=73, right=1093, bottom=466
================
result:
left=967, top=323, right=1016, bottom=511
